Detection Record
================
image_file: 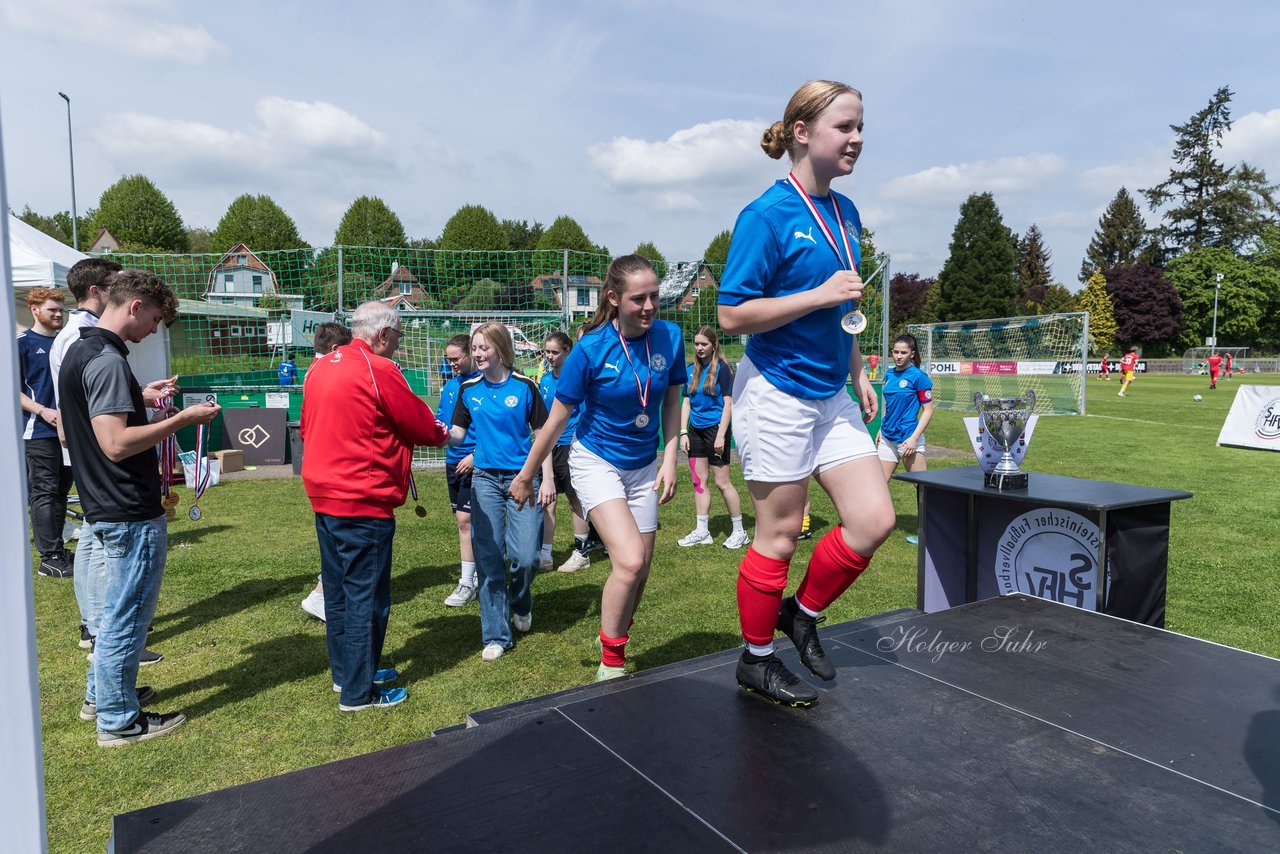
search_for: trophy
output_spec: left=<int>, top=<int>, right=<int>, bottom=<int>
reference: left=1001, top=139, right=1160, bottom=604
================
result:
left=974, top=390, right=1036, bottom=489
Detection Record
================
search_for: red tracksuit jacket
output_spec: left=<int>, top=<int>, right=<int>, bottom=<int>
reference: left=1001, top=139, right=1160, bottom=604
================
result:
left=301, top=339, right=446, bottom=518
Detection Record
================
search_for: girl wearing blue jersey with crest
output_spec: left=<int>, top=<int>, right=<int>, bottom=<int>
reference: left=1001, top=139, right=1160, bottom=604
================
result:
left=511, top=255, right=687, bottom=681
left=877, top=334, right=934, bottom=479
left=538, top=331, right=594, bottom=573
left=447, top=322, right=554, bottom=662
left=677, top=326, right=749, bottom=550
left=718, top=80, right=894, bottom=708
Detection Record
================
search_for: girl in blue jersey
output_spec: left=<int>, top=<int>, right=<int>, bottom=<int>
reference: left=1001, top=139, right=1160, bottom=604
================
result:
left=877, top=334, right=934, bottom=479
left=718, top=79, right=894, bottom=707
left=538, top=331, right=593, bottom=573
left=511, top=255, right=687, bottom=681
left=438, top=334, right=482, bottom=608
left=447, top=323, right=554, bottom=661
left=677, top=326, right=749, bottom=550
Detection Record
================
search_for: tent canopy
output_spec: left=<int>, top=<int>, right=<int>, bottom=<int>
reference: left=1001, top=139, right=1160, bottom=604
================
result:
left=8, top=214, right=83, bottom=289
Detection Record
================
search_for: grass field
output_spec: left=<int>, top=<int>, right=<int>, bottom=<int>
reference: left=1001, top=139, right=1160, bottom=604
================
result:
left=32, top=372, right=1279, bottom=852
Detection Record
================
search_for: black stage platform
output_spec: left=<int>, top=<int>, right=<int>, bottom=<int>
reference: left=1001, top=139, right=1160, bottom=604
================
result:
left=113, top=595, right=1280, bottom=852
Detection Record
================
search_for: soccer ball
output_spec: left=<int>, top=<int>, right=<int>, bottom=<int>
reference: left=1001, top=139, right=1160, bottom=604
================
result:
left=1193, top=394, right=1203, bottom=401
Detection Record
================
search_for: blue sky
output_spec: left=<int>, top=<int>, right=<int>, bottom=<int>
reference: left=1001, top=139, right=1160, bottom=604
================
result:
left=3, top=0, right=1279, bottom=282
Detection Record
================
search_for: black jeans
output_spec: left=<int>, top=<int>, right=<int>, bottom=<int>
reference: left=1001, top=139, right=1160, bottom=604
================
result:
left=25, top=438, right=72, bottom=557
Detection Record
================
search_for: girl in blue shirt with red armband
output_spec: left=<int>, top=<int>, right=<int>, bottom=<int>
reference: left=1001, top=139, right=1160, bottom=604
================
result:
left=511, top=255, right=687, bottom=681
left=718, top=79, right=894, bottom=708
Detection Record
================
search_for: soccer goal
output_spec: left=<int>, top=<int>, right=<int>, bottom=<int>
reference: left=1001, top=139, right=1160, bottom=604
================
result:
left=907, top=312, right=1089, bottom=415
left=1182, top=346, right=1249, bottom=374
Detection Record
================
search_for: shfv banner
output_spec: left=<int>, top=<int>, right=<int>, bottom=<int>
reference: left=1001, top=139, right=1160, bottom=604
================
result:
left=1217, top=385, right=1280, bottom=451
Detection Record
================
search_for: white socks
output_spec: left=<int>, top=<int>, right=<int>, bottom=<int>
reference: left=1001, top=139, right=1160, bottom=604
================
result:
left=695, top=515, right=709, bottom=534
left=731, top=515, right=744, bottom=533
left=460, top=560, right=477, bottom=586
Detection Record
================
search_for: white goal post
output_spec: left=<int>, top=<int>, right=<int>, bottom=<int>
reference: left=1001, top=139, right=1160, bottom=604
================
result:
left=907, top=312, right=1090, bottom=415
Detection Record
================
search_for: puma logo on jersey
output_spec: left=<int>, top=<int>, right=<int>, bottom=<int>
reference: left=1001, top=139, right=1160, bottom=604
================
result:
left=793, top=227, right=817, bottom=245
left=604, top=362, right=621, bottom=373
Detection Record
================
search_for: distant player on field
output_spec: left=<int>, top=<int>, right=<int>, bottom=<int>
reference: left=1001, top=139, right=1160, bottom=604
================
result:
left=1207, top=352, right=1222, bottom=390
left=1118, top=347, right=1139, bottom=397
left=1099, top=353, right=1110, bottom=381
left=1224, top=351, right=1234, bottom=379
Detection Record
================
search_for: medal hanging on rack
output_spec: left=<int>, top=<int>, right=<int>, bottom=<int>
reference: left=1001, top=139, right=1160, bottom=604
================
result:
left=188, top=423, right=210, bottom=521
left=786, top=171, right=866, bottom=335
left=617, top=325, right=652, bottom=429
left=409, top=473, right=426, bottom=517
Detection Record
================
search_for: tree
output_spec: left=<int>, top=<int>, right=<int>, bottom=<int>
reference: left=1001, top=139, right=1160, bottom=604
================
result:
left=333, top=196, right=406, bottom=247
left=1080, top=188, right=1150, bottom=282
left=501, top=218, right=544, bottom=251
left=936, top=192, right=1019, bottom=321
left=703, top=229, right=732, bottom=271
left=887, top=272, right=937, bottom=336
left=1015, top=224, right=1052, bottom=314
left=859, top=226, right=880, bottom=270
left=1141, top=86, right=1280, bottom=255
left=211, top=194, right=309, bottom=253
left=1165, top=246, right=1280, bottom=351
left=186, top=227, right=214, bottom=254
left=92, top=175, right=189, bottom=251
left=533, top=215, right=606, bottom=276
left=434, top=204, right=512, bottom=288
left=1077, top=271, right=1117, bottom=353
left=1040, top=284, right=1078, bottom=315
left=16, top=206, right=96, bottom=251
left=633, top=241, right=668, bottom=279
left=1102, top=262, right=1184, bottom=353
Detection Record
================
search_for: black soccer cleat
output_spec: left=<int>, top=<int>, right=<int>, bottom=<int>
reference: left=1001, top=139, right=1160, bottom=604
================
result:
left=777, top=596, right=835, bottom=681
left=736, top=653, right=818, bottom=708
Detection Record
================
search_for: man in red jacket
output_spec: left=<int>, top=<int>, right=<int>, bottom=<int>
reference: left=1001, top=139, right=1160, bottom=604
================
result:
left=302, top=302, right=447, bottom=711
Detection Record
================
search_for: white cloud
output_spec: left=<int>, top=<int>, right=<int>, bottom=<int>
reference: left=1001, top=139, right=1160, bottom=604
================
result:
left=880, top=154, right=1067, bottom=205
left=1076, top=150, right=1168, bottom=198
left=587, top=119, right=768, bottom=190
left=1, top=0, right=225, bottom=63
left=1221, top=108, right=1280, bottom=174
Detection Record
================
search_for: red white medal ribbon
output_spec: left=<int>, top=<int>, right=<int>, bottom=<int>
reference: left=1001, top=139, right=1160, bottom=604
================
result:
left=786, top=171, right=858, bottom=273
left=616, top=325, right=651, bottom=414
left=154, top=396, right=175, bottom=497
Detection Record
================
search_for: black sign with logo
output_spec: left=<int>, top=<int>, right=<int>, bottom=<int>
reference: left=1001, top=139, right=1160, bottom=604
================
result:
left=221, top=408, right=287, bottom=466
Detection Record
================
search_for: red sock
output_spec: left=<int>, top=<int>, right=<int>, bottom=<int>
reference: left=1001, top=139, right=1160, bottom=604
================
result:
left=600, top=631, right=629, bottom=667
left=796, top=527, right=872, bottom=613
left=736, top=547, right=791, bottom=646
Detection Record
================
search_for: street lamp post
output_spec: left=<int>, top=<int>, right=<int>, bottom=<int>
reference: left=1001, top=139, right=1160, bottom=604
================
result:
left=1210, top=272, right=1224, bottom=353
left=58, top=91, right=78, bottom=251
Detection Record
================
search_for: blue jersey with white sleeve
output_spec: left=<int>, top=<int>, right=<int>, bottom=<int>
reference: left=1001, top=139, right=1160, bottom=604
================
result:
left=685, top=360, right=734, bottom=429
left=538, top=370, right=580, bottom=447
left=880, top=364, right=933, bottom=443
left=453, top=371, right=548, bottom=472
left=718, top=180, right=862, bottom=400
left=438, top=369, right=480, bottom=464
left=555, top=319, right=687, bottom=470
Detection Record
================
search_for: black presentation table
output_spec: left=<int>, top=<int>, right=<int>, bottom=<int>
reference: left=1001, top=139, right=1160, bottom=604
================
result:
left=894, top=466, right=1192, bottom=626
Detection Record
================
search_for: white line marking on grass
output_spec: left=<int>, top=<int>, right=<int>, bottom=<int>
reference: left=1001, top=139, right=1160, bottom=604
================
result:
left=1088, top=414, right=1217, bottom=430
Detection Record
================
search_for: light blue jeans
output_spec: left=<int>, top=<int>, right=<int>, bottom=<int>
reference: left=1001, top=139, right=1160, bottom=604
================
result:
left=470, top=470, right=542, bottom=650
left=73, top=519, right=106, bottom=639
left=88, top=517, right=167, bottom=732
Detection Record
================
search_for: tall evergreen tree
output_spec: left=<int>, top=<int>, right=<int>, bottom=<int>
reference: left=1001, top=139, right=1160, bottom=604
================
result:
left=1015, top=224, right=1052, bottom=313
left=92, top=174, right=189, bottom=251
left=1079, top=188, right=1148, bottom=282
left=936, top=192, right=1018, bottom=321
left=1077, top=271, right=1117, bottom=352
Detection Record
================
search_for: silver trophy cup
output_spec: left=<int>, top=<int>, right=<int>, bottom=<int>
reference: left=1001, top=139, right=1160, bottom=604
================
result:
left=974, top=390, right=1036, bottom=489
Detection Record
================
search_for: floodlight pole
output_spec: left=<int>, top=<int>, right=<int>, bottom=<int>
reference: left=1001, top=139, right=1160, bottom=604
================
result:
left=58, top=92, right=78, bottom=251
left=1210, top=272, right=1224, bottom=354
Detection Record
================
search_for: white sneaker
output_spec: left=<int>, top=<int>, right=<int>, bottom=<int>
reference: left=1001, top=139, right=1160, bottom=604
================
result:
left=723, top=530, right=751, bottom=550
left=557, top=550, right=591, bottom=573
left=678, top=529, right=714, bottom=547
left=482, top=643, right=505, bottom=661
left=596, top=663, right=626, bottom=681
left=539, top=556, right=553, bottom=573
left=513, top=612, right=532, bottom=633
left=300, top=589, right=326, bottom=621
left=444, top=582, right=477, bottom=607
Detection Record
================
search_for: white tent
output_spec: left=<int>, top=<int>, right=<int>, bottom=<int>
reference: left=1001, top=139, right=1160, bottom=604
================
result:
left=8, top=214, right=171, bottom=384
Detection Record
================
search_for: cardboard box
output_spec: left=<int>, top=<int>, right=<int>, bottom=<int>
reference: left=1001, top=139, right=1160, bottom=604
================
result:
left=212, top=449, right=244, bottom=473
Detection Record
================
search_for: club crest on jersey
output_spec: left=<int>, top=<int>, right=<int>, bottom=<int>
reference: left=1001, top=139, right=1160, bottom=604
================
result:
left=504, top=395, right=518, bottom=408
left=922, top=389, right=933, bottom=401
left=650, top=353, right=667, bottom=372
left=844, top=220, right=858, bottom=240
left=899, top=379, right=909, bottom=388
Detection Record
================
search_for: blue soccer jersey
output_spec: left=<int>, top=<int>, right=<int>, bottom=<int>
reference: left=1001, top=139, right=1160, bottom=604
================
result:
left=684, top=360, right=733, bottom=429
left=538, top=370, right=581, bottom=447
left=880, top=364, right=933, bottom=443
left=453, top=371, right=548, bottom=472
left=18, top=328, right=59, bottom=440
left=438, top=369, right=480, bottom=464
left=556, top=319, right=688, bottom=470
left=718, top=180, right=863, bottom=400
